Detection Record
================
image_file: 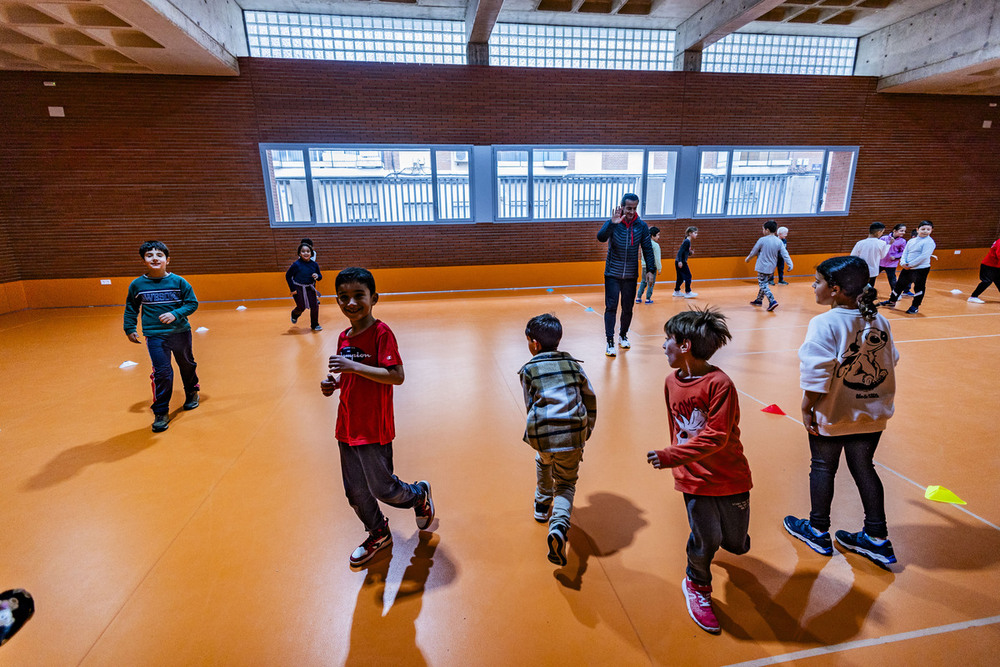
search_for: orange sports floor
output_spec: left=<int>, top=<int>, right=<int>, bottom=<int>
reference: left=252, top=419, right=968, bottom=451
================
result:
left=2, top=270, right=999, bottom=666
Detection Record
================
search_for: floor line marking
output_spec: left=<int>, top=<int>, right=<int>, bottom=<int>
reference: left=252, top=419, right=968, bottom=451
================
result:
left=722, top=614, right=1000, bottom=667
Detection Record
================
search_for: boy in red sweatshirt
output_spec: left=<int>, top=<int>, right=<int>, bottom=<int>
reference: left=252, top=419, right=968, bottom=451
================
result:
left=647, top=307, right=752, bottom=635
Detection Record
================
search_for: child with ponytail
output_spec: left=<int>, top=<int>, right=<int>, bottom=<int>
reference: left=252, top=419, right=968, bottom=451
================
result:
left=783, top=255, right=900, bottom=569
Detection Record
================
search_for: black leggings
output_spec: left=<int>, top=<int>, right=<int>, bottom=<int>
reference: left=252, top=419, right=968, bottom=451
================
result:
left=604, top=276, right=638, bottom=341
left=674, top=263, right=692, bottom=293
left=971, top=264, right=1000, bottom=298
left=808, top=431, right=886, bottom=538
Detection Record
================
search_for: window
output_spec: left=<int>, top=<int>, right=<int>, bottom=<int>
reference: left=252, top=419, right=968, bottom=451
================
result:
left=695, top=147, right=857, bottom=218
left=261, top=144, right=473, bottom=225
left=702, top=33, right=856, bottom=76
left=489, top=24, right=674, bottom=71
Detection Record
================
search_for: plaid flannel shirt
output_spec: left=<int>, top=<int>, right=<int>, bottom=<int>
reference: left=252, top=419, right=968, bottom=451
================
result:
left=518, top=351, right=597, bottom=452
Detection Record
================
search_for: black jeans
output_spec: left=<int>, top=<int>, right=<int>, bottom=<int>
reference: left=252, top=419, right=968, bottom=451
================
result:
left=808, top=431, right=887, bottom=538
left=891, top=267, right=930, bottom=308
left=971, top=264, right=1000, bottom=298
left=674, top=262, right=692, bottom=293
left=339, top=441, right=423, bottom=533
left=878, top=265, right=898, bottom=292
left=683, top=492, right=751, bottom=586
left=776, top=256, right=785, bottom=282
left=604, top=276, right=638, bottom=341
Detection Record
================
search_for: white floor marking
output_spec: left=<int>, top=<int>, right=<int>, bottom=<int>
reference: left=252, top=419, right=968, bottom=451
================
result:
left=722, top=615, right=1000, bottom=667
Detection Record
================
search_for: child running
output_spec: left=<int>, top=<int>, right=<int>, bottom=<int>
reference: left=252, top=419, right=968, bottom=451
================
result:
left=967, top=236, right=1000, bottom=304
left=673, top=226, right=699, bottom=299
left=286, top=240, right=323, bottom=331
left=745, top=220, right=793, bottom=311
left=518, top=314, right=597, bottom=567
left=321, top=267, right=435, bottom=567
left=647, top=308, right=752, bottom=634
left=784, top=256, right=899, bottom=569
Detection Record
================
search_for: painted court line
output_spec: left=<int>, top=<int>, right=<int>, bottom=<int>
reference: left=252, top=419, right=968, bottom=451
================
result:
left=723, top=615, right=1000, bottom=667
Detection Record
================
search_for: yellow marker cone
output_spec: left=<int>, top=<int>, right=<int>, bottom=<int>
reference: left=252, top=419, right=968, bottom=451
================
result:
left=925, top=485, right=967, bottom=505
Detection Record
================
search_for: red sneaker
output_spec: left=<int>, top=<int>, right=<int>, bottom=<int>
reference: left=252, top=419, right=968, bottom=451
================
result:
left=349, top=525, right=391, bottom=567
left=682, top=578, right=721, bottom=634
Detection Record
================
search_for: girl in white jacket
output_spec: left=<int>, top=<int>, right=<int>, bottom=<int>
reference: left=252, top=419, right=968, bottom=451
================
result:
left=783, top=255, right=900, bottom=569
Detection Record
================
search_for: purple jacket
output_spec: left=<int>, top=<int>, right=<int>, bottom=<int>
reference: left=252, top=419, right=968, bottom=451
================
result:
left=879, top=235, right=907, bottom=268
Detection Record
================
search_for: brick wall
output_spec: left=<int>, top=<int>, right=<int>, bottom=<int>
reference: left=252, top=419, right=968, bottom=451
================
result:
left=1, top=60, right=999, bottom=283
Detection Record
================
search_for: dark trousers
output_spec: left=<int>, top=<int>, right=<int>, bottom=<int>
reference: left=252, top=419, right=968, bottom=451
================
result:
left=808, top=431, right=887, bottom=538
left=146, top=331, right=199, bottom=415
left=971, top=264, right=1000, bottom=298
left=604, top=276, right=638, bottom=341
left=339, top=441, right=423, bottom=533
left=683, top=492, right=751, bottom=586
left=674, top=263, right=692, bottom=293
left=879, top=265, right=898, bottom=292
left=291, top=284, right=320, bottom=328
left=776, top=256, right=785, bottom=282
left=891, top=267, right=930, bottom=308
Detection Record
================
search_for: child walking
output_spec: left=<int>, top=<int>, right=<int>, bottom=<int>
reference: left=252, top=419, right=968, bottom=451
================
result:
left=745, top=220, right=793, bottom=311
left=124, top=240, right=200, bottom=433
left=647, top=308, right=752, bottom=634
left=518, top=314, right=597, bottom=567
left=851, top=222, right=888, bottom=287
left=320, top=267, right=435, bottom=567
left=881, top=220, right=936, bottom=314
left=877, top=223, right=907, bottom=292
left=784, top=256, right=899, bottom=569
left=637, top=227, right=663, bottom=304
left=672, top=226, right=699, bottom=299
left=286, top=240, right=323, bottom=331
left=967, top=236, right=1000, bottom=304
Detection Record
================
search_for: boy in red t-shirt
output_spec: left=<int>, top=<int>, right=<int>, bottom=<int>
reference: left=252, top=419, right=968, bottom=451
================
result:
left=646, top=307, right=752, bottom=635
left=321, top=267, right=435, bottom=567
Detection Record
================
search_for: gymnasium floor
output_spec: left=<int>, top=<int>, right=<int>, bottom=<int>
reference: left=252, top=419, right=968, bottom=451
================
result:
left=2, top=269, right=999, bottom=666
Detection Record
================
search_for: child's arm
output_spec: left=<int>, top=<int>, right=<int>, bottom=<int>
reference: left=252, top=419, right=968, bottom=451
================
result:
left=801, top=390, right=823, bottom=435
left=648, top=383, right=738, bottom=468
left=313, top=262, right=322, bottom=282
left=320, top=374, right=340, bottom=396
left=581, top=375, right=598, bottom=439
left=328, top=356, right=404, bottom=385
left=780, top=243, right=793, bottom=271
left=124, top=287, right=142, bottom=344
left=162, top=278, right=198, bottom=324
left=286, top=263, right=297, bottom=293
left=745, top=238, right=761, bottom=263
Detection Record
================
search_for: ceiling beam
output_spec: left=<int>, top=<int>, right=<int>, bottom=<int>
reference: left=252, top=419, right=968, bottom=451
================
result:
left=672, top=0, right=786, bottom=71
left=465, top=0, right=504, bottom=45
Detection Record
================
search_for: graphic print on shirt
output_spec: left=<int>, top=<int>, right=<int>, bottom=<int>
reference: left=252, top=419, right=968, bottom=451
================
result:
left=834, top=327, right=890, bottom=390
left=338, top=345, right=373, bottom=365
left=674, top=407, right=707, bottom=446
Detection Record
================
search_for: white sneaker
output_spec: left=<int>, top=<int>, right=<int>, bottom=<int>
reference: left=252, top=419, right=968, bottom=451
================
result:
left=605, top=342, right=616, bottom=357
left=684, top=292, right=698, bottom=299
left=968, top=297, right=986, bottom=304
left=673, top=291, right=684, bottom=297
left=618, top=335, right=631, bottom=350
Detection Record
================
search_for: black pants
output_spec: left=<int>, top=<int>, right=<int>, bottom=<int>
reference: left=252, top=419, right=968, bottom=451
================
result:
left=291, top=283, right=320, bottom=328
left=808, top=432, right=887, bottom=538
left=146, top=331, right=199, bottom=415
left=604, top=276, right=638, bottom=341
left=971, top=264, right=1000, bottom=298
left=890, top=267, right=930, bottom=308
left=776, top=256, right=785, bottom=282
left=674, top=262, right=692, bottom=293
left=683, top=492, right=751, bottom=586
left=879, top=265, right=898, bottom=292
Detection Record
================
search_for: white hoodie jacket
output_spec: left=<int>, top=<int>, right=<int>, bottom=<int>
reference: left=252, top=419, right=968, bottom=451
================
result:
left=799, top=307, right=899, bottom=436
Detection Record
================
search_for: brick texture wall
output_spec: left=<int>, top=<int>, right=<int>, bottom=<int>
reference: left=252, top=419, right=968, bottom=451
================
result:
left=1, top=59, right=999, bottom=283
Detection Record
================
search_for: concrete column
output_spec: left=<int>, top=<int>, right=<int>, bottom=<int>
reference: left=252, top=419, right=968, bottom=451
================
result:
left=467, top=42, right=490, bottom=66
left=675, top=50, right=702, bottom=72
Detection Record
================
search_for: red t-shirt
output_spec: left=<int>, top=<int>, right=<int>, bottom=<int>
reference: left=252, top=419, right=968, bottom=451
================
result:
left=983, top=239, right=1000, bottom=268
left=654, top=368, right=753, bottom=496
left=335, top=320, right=401, bottom=446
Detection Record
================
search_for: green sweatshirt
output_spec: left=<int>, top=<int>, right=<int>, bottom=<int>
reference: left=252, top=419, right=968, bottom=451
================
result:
left=123, top=273, right=199, bottom=337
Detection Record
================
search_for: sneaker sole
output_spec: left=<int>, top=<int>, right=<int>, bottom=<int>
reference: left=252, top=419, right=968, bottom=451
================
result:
left=682, top=580, right=721, bottom=634
left=534, top=508, right=550, bottom=523
left=783, top=521, right=832, bottom=556
left=415, top=481, right=435, bottom=530
left=767, top=303, right=779, bottom=312
left=349, top=536, right=392, bottom=567
left=547, top=530, right=567, bottom=566
left=835, top=535, right=896, bottom=569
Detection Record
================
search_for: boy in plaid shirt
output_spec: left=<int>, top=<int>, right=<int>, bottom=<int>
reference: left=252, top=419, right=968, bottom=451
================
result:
left=518, top=314, right=597, bottom=567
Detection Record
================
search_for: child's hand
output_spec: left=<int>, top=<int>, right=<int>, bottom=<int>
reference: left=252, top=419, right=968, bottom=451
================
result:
left=159, top=312, right=176, bottom=324
left=291, top=290, right=298, bottom=296
left=126, top=332, right=141, bottom=344
left=328, top=354, right=358, bottom=374
left=312, top=273, right=319, bottom=280
left=647, top=451, right=664, bottom=469
left=320, top=374, right=339, bottom=396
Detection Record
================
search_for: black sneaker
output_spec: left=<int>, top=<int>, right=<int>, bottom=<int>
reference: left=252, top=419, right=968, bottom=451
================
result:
left=291, top=314, right=298, bottom=324
left=767, top=301, right=780, bottom=312
left=0, top=589, right=34, bottom=647
left=783, top=515, right=832, bottom=556
left=547, top=524, right=568, bottom=566
left=750, top=299, right=763, bottom=306
left=350, top=524, right=392, bottom=567
left=183, top=391, right=199, bottom=410
left=906, top=306, right=919, bottom=314
left=879, top=300, right=896, bottom=307
left=534, top=501, right=551, bottom=523
left=835, top=530, right=897, bottom=569
left=778, top=280, right=790, bottom=285
left=152, top=414, right=169, bottom=433
left=414, top=481, right=435, bottom=530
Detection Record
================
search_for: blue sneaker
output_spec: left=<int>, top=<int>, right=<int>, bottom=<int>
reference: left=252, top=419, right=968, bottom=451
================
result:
left=835, top=530, right=897, bottom=569
left=783, top=516, right=832, bottom=556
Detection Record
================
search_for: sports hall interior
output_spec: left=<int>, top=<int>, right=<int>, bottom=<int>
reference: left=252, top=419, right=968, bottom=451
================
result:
left=2, top=0, right=1000, bottom=664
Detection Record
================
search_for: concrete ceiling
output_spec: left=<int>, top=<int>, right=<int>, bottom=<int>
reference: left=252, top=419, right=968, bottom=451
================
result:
left=0, top=0, right=998, bottom=95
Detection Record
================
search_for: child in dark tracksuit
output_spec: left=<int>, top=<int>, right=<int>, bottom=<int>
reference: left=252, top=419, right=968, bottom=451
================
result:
left=286, top=240, right=323, bottom=331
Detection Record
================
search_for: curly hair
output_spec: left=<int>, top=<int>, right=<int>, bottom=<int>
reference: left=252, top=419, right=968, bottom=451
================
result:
left=816, top=256, right=880, bottom=321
